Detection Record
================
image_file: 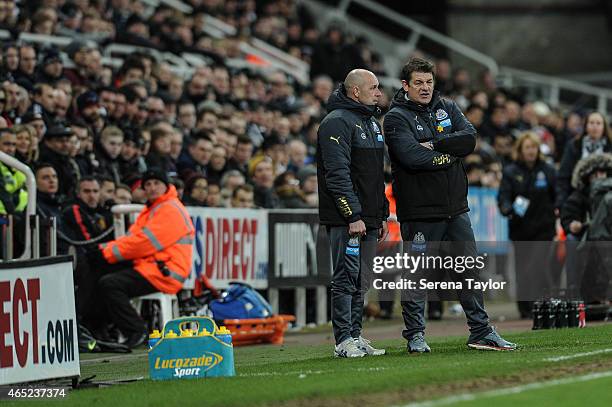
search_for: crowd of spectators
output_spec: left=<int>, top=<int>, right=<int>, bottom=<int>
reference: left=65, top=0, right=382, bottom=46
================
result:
left=0, top=0, right=608, bottom=253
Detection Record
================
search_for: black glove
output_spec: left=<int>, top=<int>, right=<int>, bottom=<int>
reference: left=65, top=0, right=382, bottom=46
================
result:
left=85, top=246, right=106, bottom=265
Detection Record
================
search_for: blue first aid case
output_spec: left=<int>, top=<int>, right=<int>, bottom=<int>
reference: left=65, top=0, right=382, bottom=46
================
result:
left=210, top=282, right=273, bottom=320
left=148, top=316, right=235, bottom=380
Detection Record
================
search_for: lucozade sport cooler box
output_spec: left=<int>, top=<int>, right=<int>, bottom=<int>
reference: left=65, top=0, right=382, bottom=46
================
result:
left=148, top=316, right=235, bottom=380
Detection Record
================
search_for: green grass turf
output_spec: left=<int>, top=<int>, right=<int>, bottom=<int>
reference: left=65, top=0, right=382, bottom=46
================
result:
left=4, top=324, right=612, bottom=407
left=447, top=373, right=612, bottom=407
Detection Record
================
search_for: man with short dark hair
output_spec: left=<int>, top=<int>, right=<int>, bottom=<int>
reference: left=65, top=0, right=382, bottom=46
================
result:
left=35, top=163, right=64, bottom=254
left=185, top=73, right=208, bottom=105
left=169, top=129, right=183, bottom=162
left=317, top=69, right=389, bottom=358
left=117, top=57, right=146, bottom=86
left=231, top=184, right=255, bottom=208
left=14, top=45, right=37, bottom=89
left=61, top=176, right=111, bottom=245
left=35, top=163, right=61, bottom=221
left=177, top=134, right=212, bottom=180
left=36, top=49, right=64, bottom=85
left=384, top=57, right=516, bottom=353
left=31, top=83, right=57, bottom=125
left=63, top=177, right=110, bottom=339
left=54, top=89, right=70, bottom=120
left=99, top=87, right=117, bottom=118
left=146, top=96, right=165, bottom=124
left=98, top=176, right=116, bottom=206
left=177, top=100, right=196, bottom=136
left=227, top=135, right=253, bottom=177
left=114, top=184, right=132, bottom=205
left=119, top=85, right=142, bottom=125
left=118, top=127, right=146, bottom=179
left=197, top=109, right=218, bottom=133
left=38, top=124, right=79, bottom=199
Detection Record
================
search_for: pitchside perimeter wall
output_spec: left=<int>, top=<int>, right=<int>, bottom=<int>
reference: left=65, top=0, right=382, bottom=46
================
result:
left=180, top=187, right=507, bottom=325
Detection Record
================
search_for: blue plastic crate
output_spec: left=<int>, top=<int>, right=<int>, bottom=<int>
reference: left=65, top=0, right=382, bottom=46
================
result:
left=148, top=316, right=235, bottom=380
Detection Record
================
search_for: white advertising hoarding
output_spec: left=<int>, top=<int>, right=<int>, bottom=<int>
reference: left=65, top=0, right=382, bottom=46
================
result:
left=186, top=207, right=269, bottom=289
left=0, top=257, right=80, bottom=385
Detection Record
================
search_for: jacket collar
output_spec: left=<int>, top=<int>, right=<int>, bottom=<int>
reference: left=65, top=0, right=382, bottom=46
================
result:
left=326, top=84, right=381, bottom=118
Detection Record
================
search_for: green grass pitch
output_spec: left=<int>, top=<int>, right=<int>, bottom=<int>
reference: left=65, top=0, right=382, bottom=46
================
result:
left=5, top=324, right=612, bottom=407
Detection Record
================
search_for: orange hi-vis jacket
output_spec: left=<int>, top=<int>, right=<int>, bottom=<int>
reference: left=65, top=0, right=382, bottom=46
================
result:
left=100, top=185, right=195, bottom=294
left=385, top=184, right=401, bottom=241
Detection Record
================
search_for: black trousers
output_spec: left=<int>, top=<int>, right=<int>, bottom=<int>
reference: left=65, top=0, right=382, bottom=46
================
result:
left=327, top=226, right=378, bottom=344
left=400, top=213, right=492, bottom=342
left=97, top=264, right=157, bottom=335
left=77, top=259, right=156, bottom=336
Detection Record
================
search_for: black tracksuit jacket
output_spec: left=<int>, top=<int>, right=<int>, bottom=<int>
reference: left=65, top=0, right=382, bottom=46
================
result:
left=317, top=85, right=388, bottom=229
left=384, top=89, right=476, bottom=221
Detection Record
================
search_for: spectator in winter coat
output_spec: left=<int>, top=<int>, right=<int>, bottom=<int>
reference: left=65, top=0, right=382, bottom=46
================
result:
left=556, top=111, right=612, bottom=211
left=561, top=153, right=612, bottom=302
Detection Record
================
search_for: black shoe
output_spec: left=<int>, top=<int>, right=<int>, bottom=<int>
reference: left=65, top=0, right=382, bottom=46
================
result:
left=124, top=331, right=147, bottom=349
left=78, top=326, right=101, bottom=353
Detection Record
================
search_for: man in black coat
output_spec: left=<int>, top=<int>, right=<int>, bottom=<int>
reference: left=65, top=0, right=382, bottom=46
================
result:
left=38, top=124, right=80, bottom=200
left=310, top=26, right=365, bottom=83
left=317, top=69, right=388, bottom=357
left=61, top=176, right=113, bottom=325
left=34, top=163, right=65, bottom=255
left=384, top=57, right=516, bottom=353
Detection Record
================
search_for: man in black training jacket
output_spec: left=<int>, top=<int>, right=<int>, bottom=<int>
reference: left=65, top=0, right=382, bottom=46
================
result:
left=384, top=57, right=517, bottom=353
left=317, top=69, right=389, bottom=358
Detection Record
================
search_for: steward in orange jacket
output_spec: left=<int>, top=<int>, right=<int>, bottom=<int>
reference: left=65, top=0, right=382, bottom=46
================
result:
left=89, top=168, right=194, bottom=348
left=100, top=182, right=194, bottom=294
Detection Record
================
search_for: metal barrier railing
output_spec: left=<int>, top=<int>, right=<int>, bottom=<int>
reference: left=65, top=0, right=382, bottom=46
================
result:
left=302, top=0, right=612, bottom=114
left=498, top=66, right=612, bottom=113
left=0, top=151, right=36, bottom=260
left=111, top=204, right=145, bottom=238
left=300, top=0, right=499, bottom=75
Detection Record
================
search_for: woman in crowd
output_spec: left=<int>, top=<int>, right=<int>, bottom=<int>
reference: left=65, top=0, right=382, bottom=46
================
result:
left=182, top=174, right=208, bottom=207
left=556, top=111, right=611, bottom=210
left=556, top=111, right=611, bottom=303
left=12, top=124, right=37, bottom=165
left=498, top=132, right=557, bottom=318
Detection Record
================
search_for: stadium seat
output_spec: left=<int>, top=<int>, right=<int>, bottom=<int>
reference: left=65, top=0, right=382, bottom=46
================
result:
left=133, top=293, right=179, bottom=329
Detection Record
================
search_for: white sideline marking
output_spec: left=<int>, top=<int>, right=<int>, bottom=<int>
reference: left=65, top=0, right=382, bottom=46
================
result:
left=239, top=366, right=387, bottom=377
left=80, top=353, right=148, bottom=365
left=543, top=348, right=612, bottom=362
left=398, top=371, right=612, bottom=407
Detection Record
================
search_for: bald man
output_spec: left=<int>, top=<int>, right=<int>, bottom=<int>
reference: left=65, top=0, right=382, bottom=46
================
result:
left=317, top=69, right=389, bottom=358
